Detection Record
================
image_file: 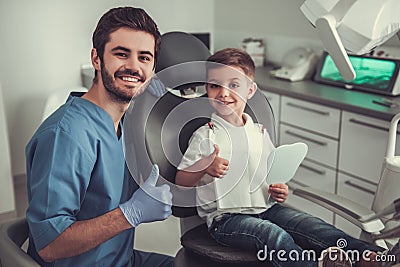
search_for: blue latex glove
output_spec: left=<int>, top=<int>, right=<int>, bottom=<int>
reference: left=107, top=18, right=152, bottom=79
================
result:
left=119, top=165, right=172, bottom=227
left=146, top=76, right=166, bottom=97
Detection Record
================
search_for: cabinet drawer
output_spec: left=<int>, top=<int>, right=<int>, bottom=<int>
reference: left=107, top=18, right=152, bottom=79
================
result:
left=339, top=111, right=400, bottom=184
left=280, top=124, right=338, bottom=168
left=334, top=173, right=376, bottom=239
left=281, top=97, right=341, bottom=138
left=337, top=172, right=376, bottom=208
left=286, top=160, right=335, bottom=224
left=293, top=159, right=336, bottom=192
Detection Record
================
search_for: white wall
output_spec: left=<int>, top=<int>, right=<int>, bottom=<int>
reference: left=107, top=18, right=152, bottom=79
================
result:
left=214, top=0, right=321, bottom=63
left=214, top=0, right=400, bottom=64
left=0, top=0, right=214, bottom=176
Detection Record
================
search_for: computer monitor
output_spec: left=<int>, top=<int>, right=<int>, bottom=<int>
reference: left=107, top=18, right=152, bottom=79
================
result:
left=314, top=52, right=400, bottom=96
left=191, top=32, right=210, bottom=50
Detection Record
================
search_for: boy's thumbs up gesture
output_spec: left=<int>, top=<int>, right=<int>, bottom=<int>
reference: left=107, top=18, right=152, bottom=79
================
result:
left=205, top=144, right=230, bottom=178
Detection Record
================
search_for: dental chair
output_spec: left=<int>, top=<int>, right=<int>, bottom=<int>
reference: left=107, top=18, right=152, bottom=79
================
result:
left=293, top=113, right=400, bottom=251
left=124, top=31, right=276, bottom=266
left=299, top=0, right=400, bottom=253
left=0, top=217, right=39, bottom=267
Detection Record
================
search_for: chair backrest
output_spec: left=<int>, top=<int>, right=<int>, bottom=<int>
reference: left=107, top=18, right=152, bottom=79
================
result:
left=0, top=217, right=40, bottom=267
left=124, top=32, right=276, bottom=217
left=371, top=114, right=400, bottom=245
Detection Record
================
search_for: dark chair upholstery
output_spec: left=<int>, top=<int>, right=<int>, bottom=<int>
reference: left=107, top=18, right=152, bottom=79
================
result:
left=0, top=217, right=40, bottom=267
left=125, top=31, right=276, bottom=266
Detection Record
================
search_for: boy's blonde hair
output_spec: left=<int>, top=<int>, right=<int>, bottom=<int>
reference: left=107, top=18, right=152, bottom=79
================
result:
left=206, top=48, right=255, bottom=80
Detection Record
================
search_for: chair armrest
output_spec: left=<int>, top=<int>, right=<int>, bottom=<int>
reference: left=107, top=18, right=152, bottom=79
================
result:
left=373, top=223, right=400, bottom=241
left=292, top=187, right=385, bottom=233
left=0, top=217, right=40, bottom=267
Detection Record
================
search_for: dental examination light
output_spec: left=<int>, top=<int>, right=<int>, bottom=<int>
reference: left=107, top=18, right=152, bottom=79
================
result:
left=301, top=0, right=400, bottom=81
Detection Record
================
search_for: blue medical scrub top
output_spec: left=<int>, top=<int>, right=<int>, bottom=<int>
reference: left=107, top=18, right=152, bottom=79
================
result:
left=25, top=92, right=137, bottom=267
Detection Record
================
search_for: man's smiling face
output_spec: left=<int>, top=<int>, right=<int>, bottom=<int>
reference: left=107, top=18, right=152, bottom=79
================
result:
left=99, top=27, right=155, bottom=103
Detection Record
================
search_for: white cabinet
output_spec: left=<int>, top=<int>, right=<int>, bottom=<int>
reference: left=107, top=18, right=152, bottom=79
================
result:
left=339, top=111, right=400, bottom=184
left=280, top=96, right=340, bottom=168
left=280, top=124, right=338, bottom=169
left=335, top=172, right=377, bottom=238
left=286, top=159, right=335, bottom=223
left=279, top=96, right=340, bottom=223
left=281, top=97, right=341, bottom=138
left=264, top=93, right=398, bottom=235
left=336, top=111, right=400, bottom=235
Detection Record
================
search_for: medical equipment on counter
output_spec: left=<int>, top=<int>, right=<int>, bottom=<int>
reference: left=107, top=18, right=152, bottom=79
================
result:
left=301, top=0, right=400, bottom=81
left=314, top=51, right=400, bottom=96
left=242, top=38, right=266, bottom=68
left=271, top=47, right=318, bottom=82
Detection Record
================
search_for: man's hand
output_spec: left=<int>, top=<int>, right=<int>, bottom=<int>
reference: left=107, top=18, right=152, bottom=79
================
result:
left=205, top=144, right=229, bottom=178
left=147, top=76, right=166, bottom=97
left=119, top=164, right=172, bottom=227
left=268, top=183, right=289, bottom=203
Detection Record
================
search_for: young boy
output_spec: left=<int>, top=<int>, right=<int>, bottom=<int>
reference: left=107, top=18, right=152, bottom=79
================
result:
left=175, top=48, right=391, bottom=267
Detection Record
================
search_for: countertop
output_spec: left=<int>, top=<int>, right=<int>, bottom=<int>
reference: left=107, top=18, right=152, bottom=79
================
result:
left=255, top=67, right=400, bottom=121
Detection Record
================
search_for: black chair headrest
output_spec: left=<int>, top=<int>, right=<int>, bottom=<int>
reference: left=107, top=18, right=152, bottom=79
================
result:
left=156, top=31, right=211, bottom=73
left=156, top=32, right=211, bottom=92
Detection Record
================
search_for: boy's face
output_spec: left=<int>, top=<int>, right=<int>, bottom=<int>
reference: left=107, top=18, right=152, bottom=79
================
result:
left=206, top=65, right=256, bottom=123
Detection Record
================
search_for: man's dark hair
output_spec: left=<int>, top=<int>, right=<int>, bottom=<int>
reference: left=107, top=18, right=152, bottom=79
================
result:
left=92, top=6, right=161, bottom=81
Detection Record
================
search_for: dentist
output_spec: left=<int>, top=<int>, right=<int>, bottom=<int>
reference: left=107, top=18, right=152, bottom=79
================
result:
left=25, top=7, right=173, bottom=267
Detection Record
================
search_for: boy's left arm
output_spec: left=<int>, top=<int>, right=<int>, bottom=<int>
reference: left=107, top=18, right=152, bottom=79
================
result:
left=268, top=183, right=289, bottom=203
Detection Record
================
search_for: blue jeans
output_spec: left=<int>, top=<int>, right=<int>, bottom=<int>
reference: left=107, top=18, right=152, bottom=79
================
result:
left=209, top=203, right=381, bottom=267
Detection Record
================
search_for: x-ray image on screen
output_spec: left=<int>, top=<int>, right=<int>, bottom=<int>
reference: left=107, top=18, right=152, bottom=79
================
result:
left=314, top=52, right=399, bottom=95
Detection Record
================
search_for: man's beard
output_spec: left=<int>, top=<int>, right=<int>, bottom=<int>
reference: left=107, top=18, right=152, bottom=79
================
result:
left=101, top=62, right=147, bottom=104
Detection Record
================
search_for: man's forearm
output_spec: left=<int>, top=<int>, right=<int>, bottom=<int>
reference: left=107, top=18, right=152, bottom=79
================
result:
left=39, top=208, right=131, bottom=262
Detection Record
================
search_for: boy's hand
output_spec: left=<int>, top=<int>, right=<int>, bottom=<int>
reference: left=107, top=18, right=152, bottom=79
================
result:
left=268, top=183, right=288, bottom=203
left=205, top=144, right=229, bottom=178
